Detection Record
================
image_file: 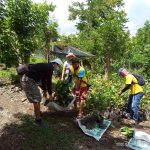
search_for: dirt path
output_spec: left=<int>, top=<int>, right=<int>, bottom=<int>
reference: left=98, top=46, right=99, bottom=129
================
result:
left=0, top=85, right=31, bottom=130
left=0, top=84, right=150, bottom=150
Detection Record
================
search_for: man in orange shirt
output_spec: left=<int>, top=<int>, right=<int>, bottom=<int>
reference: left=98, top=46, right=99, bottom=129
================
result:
left=118, top=68, right=144, bottom=124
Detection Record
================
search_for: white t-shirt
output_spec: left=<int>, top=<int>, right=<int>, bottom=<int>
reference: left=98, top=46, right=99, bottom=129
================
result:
left=63, top=61, right=72, bottom=79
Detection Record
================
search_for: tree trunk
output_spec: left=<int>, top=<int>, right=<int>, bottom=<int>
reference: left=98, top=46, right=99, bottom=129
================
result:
left=44, top=29, right=51, bottom=62
left=103, top=54, right=111, bottom=80
left=22, top=53, right=30, bottom=64
left=43, top=47, right=49, bottom=62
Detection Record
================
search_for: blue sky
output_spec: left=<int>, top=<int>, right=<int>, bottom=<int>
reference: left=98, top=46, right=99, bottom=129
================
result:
left=33, top=0, right=150, bottom=36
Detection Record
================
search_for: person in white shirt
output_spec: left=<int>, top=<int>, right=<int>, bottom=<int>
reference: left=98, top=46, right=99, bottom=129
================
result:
left=61, top=52, right=76, bottom=81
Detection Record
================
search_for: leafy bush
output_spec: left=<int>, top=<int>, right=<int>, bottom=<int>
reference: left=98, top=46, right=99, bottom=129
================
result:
left=86, top=74, right=126, bottom=112
left=53, top=80, right=73, bottom=107
left=0, top=68, right=18, bottom=84
left=86, top=74, right=150, bottom=112
left=141, top=78, right=150, bottom=109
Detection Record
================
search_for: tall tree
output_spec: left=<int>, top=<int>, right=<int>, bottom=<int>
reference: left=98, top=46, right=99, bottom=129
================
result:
left=131, top=20, right=150, bottom=74
left=69, top=0, right=129, bottom=79
left=0, top=0, right=5, bottom=33
left=0, top=0, right=19, bottom=67
left=6, top=0, right=56, bottom=63
left=0, top=0, right=58, bottom=66
left=32, top=2, right=58, bottom=61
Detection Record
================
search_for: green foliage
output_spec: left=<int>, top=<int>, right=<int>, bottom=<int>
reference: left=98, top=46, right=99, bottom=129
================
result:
left=0, top=67, right=18, bottom=84
left=131, top=21, right=150, bottom=73
left=0, top=68, right=16, bottom=78
left=0, top=0, right=149, bottom=116
left=0, top=0, right=5, bottom=30
left=120, top=127, right=134, bottom=139
left=86, top=74, right=126, bottom=111
left=6, top=0, right=38, bottom=63
left=54, top=80, right=71, bottom=98
left=32, top=2, right=55, bottom=30
left=0, top=0, right=57, bottom=65
left=7, top=0, right=33, bottom=36
left=29, top=55, right=45, bottom=64
left=68, top=0, right=130, bottom=79
left=32, top=2, right=58, bottom=61
left=0, top=29, right=18, bottom=67
left=53, top=80, right=72, bottom=107
left=86, top=73, right=150, bottom=111
left=141, top=78, right=150, bottom=109
left=0, top=0, right=19, bottom=67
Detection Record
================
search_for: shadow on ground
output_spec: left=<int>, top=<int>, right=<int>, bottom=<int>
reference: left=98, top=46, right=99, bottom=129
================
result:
left=0, top=110, right=133, bottom=150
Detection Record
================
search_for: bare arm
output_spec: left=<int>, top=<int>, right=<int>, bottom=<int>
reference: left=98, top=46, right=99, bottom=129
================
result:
left=61, top=66, right=65, bottom=81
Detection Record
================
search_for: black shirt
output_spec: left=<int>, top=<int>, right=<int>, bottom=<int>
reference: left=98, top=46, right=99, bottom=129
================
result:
left=26, top=63, right=53, bottom=95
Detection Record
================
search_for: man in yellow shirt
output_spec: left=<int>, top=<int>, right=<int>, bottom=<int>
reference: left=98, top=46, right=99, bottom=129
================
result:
left=70, top=58, right=88, bottom=118
left=118, top=68, right=144, bottom=124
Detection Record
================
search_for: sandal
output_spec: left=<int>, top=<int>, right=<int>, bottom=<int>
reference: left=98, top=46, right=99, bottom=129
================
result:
left=77, top=112, right=84, bottom=119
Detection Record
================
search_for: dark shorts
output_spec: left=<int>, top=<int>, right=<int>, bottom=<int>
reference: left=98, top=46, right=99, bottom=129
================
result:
left=20, top=75, right=41, bottom=103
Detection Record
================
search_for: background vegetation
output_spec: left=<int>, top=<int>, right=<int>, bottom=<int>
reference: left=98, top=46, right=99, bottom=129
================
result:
left=0, top=0, right=150, bottom=110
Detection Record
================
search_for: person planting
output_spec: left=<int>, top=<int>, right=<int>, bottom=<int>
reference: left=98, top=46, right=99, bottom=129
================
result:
left=16, top=58, right=62, bottom=125
left=118, top=68, right=144, bottom=124
left=69, top=58, right=89, bottom=118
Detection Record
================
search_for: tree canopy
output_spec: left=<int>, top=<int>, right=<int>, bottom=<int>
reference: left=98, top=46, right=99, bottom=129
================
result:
left=0, top=0, right=58, bottom=66
left=68, top=0, right=130, bottom=79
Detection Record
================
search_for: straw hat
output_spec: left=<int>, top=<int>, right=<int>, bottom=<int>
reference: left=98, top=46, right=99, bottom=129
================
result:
left=66, top=52, right=76, bottom=58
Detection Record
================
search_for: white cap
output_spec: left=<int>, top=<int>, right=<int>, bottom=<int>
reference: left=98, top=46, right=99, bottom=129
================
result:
left=51, top=58, right=62, bottom=66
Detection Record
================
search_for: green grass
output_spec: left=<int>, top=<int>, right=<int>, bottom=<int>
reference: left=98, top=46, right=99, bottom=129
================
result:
left=0, top=56, right=46, bottom=84
left=0, top=67, right=16, bottom=77
left=0, top=67, right=18, bottom=84
left=17, top=116, right=82, bottom=150
left=30, top=56, right=46, bottom=64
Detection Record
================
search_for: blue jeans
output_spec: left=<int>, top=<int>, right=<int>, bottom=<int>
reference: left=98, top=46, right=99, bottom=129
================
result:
left=126, top=92, right=144, bottom=121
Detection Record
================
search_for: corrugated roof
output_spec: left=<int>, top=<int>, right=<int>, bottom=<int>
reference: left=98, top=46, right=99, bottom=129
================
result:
left=51, top=45, right=95, bottom=58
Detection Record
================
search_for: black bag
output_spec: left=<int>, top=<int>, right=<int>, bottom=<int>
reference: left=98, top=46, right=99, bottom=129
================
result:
left=132, top=74, right=145, bottom=86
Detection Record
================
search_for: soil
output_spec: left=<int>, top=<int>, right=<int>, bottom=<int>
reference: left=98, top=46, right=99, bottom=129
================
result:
left=0, top=84, right=150, bottom=150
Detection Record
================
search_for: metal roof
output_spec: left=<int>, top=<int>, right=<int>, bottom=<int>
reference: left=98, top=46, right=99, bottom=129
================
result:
left=51, top=45, right=95, bottom=58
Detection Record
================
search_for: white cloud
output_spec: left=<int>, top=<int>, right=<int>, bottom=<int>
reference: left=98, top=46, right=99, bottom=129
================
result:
left=48, top=0, right=78, bottom=35
left=126, top=21, right=138, bottom=36
left=33, top=0, right=150, bottom=36
left=124, top=0, right=150, bottom=36
left=32, top=0, right=84, bottom=35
